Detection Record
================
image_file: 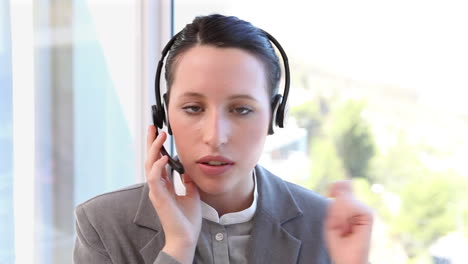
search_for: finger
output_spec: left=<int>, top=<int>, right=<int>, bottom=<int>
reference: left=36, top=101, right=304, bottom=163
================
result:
left=147, top=156, right=175, bottom=205
left=147, top=155, right=168, bottom=187
left=182, top=173, right=194, bottom=184
left=326, top=195, right=373, bottom=236
left=326, top=181, right=353, bottom=233
left=151, top=156, right=177, bottom=195
left=328, top=180, right=353, bottom=198
left=341, top=213, right=373, bottom=237
left=182, top=174, right=199, bottom=199
left=146, top=125, right=156, bottom=155
left=326, top=193, right=353, bottom=231
left=326, top=208, right=354, bottom=237
left=150, top=131, right=166, bottom=159
left=325, top=201, right=344, bottom=230
left=145, top=131, right=167, bottom=173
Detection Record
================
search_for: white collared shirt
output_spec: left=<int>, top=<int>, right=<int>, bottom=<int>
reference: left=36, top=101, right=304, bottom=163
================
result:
left=200, top=170, right=258, bottom=225
left=193, top=170, right=258, bottom=264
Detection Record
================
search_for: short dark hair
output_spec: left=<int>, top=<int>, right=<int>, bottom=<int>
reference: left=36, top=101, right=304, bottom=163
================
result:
left=164, top=14, right=281, bottom=99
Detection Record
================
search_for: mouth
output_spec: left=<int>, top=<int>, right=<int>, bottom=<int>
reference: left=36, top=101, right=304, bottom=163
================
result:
left=196, top=155, right=234, bottom=165
left=200, top=161, right=231, bottom=166
left=196, top=155, right=235, bottom=175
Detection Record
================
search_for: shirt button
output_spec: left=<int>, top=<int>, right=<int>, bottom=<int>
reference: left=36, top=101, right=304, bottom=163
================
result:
left=215, top=232, right=224, bottom=241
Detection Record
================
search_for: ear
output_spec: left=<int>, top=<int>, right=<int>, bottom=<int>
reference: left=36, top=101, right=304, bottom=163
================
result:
left=268, top=94, right=282, bottom=135
left=163, top=93, right=173, bottom=135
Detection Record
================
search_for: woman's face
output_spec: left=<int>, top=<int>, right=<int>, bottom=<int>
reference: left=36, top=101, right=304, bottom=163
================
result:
left=168, top=45, right=271, bottom=197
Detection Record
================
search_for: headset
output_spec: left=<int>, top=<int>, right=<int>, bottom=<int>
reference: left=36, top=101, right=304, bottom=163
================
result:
left=151, top=29, right=290, bottom=175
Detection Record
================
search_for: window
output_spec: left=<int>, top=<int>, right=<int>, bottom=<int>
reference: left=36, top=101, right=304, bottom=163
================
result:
left=1, top=0, right=169, bottom=262
left=0, top=1, right=14, bottom=263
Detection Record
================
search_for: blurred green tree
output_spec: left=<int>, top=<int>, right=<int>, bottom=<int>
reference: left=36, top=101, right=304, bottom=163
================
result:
left=393, top=173, right=464, bottom=258
left=329, top=101, right=375, bottom=179
left=370, top=135, right=468, bottom=261
left=292, top=98, right=376, bottom=192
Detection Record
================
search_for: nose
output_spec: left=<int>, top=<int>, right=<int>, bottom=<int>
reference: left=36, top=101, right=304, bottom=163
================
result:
left=202, top=110, right=229, bottom=148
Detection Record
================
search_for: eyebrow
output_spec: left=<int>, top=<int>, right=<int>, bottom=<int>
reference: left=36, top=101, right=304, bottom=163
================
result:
left=180, top=92, right=258, bottom=102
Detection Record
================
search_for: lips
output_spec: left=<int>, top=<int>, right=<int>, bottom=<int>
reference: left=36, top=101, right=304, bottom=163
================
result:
left=196, top=155, right=234, bottom=176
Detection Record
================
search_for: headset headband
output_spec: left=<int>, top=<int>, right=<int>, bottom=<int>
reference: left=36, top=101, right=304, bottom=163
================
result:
left=154, top=29, right=290, bottom=129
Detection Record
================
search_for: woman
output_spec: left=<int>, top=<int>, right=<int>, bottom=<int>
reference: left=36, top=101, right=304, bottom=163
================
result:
left=74, top=14, right=373, bottom=264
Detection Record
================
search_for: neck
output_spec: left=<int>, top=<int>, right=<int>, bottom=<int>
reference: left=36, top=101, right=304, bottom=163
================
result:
left=200, top=174, right=255, bottom=217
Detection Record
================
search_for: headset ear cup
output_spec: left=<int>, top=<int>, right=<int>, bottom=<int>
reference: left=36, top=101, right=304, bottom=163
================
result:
left=268, top=94, right=282, bottom=135
left=163, top=93, right=173, bottom=135
left=152, top=105, right=165, bottom=129
left=276, top=101, right=285, bottom=128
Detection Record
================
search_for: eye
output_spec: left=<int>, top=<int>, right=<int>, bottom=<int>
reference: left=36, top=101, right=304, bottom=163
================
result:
left=182, top=105, right=203, bottom=114
left=232, top=106, right=253, bottom=116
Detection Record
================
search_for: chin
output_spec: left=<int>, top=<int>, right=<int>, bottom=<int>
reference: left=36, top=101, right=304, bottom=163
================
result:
left=191, top=172, right=233, bottom=196
left=196, top=177, right=228, bottom=194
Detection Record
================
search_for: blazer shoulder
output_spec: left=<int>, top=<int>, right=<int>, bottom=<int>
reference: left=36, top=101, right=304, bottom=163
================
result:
left=258, top=166, right=328, bottom=210
left=75, top=183, right=146, bottom=224
left=285, top=180, right=329, bottom=211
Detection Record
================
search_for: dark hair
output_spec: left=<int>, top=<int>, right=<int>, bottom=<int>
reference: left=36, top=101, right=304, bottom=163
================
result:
left=164, top=14, right=281, bottom=99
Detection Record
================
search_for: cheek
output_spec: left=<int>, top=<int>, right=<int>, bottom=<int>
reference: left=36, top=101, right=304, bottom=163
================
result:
left=248, top=114, right=269, bottom=137
left=235, top=113, right=270, bottom=151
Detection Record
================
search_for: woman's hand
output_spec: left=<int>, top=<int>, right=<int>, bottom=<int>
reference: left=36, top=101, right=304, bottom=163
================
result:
left=145, top=125, right=202, bottom=264
left=325, top=180, right=373, bottom=264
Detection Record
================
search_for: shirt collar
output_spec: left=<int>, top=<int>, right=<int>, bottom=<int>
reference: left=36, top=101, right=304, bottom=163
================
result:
left=201, top=170, right=258, bottom=225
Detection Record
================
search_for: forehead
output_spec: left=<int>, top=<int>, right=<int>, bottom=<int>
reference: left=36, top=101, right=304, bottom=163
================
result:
left=170, top=45, right=268, bottom=98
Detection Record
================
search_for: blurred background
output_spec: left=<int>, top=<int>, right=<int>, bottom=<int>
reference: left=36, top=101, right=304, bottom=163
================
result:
left=1, top=0, right=467, bottom=263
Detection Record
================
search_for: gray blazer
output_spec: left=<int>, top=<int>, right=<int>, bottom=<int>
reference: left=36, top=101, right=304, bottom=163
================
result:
left=73, top=166, right=331, bottom=263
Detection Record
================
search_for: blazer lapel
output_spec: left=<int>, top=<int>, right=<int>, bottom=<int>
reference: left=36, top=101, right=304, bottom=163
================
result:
left=247, top=166, right=303, bottom=263
left=133, top=183, right=166, bottom=264
left=248, top=209, right=302, bottom=263
left=139, top=231, right=166, bottom=264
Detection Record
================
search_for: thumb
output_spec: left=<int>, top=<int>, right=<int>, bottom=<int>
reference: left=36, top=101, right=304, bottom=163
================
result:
left=328, top=180, right=353, bottom=198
